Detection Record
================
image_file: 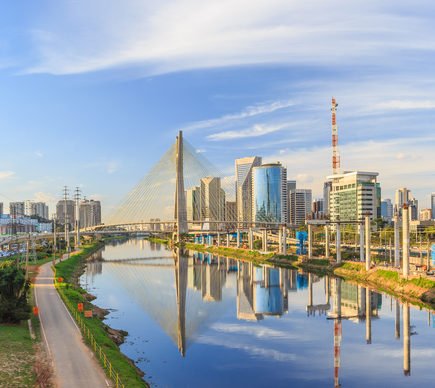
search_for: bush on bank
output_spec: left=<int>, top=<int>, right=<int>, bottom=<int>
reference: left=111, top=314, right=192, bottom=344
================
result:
left=0, top=263, right=31, bottom=324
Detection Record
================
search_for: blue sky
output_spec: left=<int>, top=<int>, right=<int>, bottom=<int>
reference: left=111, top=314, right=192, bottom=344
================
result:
left=0, top=0, right=434, bottom=218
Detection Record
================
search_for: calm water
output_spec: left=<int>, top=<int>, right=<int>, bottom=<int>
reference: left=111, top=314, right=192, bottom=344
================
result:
left=80, top=239, right=435, bottom=387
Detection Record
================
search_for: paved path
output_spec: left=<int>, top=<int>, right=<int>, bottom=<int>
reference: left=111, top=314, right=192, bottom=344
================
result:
left=34, top=256, right=109, bottom=388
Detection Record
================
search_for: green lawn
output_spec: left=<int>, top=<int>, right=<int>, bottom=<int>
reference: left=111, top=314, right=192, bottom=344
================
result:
left=0, top=323, right=35, bottom=387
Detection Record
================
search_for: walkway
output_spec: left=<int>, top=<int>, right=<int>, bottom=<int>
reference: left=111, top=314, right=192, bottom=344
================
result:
left=34, top=254, right=110, bottom=388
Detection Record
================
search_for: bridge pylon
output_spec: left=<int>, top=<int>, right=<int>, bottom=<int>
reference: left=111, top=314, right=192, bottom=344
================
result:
left=174, top=130, right=188, bottom=241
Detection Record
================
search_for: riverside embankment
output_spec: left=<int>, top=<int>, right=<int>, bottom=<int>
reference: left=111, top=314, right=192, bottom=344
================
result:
left=54, top=240, right=148, bottom=387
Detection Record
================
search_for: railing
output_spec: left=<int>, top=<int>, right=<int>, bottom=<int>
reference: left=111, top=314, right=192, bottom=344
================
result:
left=54, top=272, right=125, bottom=388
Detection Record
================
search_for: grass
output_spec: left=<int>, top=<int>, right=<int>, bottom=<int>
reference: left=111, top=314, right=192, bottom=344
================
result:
left=147, top=237, right=170, bottom=245
left=410, top=277, right=435, bottom=289
left=340, top=262, right=365, bottom=272
left=376, top=269, right=399, bottom=282
left=0, top=323, right=35, bottom=387
left=55, top=242, right=147, bottom=387
left=184, top=243, right=274, bottom=262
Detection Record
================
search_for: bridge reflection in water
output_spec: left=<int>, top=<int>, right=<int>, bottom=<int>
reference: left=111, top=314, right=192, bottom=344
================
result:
left=81, top=240, right=425, bottom=387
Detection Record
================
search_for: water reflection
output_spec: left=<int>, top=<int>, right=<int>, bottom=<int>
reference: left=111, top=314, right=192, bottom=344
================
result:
left=80, top=240, right=435, bottom=387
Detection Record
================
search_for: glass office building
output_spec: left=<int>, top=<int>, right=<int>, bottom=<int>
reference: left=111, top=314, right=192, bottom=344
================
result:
left=252, top=163, right=287, bottom=223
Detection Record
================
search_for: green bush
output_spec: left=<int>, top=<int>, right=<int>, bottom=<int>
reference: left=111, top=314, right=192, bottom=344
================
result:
left=0, top=264, right=31, bottom=323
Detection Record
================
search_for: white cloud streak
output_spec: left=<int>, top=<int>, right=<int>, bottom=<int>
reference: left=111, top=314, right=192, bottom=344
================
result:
left=0, top=171, right=15, bottom=180
left=208, top=123, right=287, bottom=141
left=23, top=1, right=435, bottom=75
left=375, top=100, right=435, bottom=110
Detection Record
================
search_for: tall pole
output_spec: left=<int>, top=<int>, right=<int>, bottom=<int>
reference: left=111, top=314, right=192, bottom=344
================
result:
left=53, top=214, right=57, bottom=265
left=402, top=205, right=410, bottom=279
left=325, top=225, right=330, bottom=258
left=175, top=131, right=188, bottom=242
left=331, top=97, right=340, bottom=175
left=308, top=224, right=313, bottom=258
left=359, top=222, right=365, bottom=262
left=336, top=224, right=341, bottom=263
left=63, top=186, right=70, bottom=254
left=25, top=236, right=30, bottom=281
left=283, top=226, right=287, bottom=255
left=74, top=187, right=81, bottom=249
left=394, top=212, right=400, bottom=267
left=365, top=214, right=371, bottom=271
left=365, top=287, right=372, bottom=344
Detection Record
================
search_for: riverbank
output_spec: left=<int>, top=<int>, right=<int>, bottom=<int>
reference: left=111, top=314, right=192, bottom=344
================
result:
left=54, top=240, right=148, bottom=387
left=334, top=262, right=435, bottom=308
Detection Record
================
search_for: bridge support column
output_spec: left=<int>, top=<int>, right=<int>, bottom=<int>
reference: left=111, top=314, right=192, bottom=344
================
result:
left=336, top=224, right=341, bottom=263
left=248, top=228, right=253, bottom=250
left=325, top=225, right=330, bottom=258
left=217, top=232, right=220, bottom=247
left=402, top=205, right=410, bottom=279
left=236, top=229, right=241, bottom=248
left=278, top=228, right=283, bottom=254
left=365, top=214, right=371, bottom=271
left=394, top=214, right=400, bottom=267
left=283, top=226, right=287, bottom=255
left=403, top=303, right=410, bottom=376
left=226, top=234, right=230, bottom=247
left=360, top=222, right=365, bottom=262
left=308, top=224, right=313, bottom=258
left=262, top=229, right=268, bottom=252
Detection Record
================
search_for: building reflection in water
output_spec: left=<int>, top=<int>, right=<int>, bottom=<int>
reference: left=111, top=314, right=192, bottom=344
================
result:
left=87, top=243, right=424, bottom=382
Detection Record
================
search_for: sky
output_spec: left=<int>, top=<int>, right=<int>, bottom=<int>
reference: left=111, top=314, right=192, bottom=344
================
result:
left=0, top=0, right=434, bottom=219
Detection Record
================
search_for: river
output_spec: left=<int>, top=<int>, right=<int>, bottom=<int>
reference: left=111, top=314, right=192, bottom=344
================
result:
left=80, top=239, right=435, bottom=387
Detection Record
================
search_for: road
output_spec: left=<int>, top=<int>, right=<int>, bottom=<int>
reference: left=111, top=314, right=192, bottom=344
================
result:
left=34, top=258, right=110, bottom=388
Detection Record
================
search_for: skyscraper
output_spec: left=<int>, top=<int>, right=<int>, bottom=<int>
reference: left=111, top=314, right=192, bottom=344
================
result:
left=200, top=177, right=225, bottom=223
left=381, top=199, right=393, bottom=222
left=79, top=199, right=102, bottom=228
left=431, top=193, right=435, bottom=220
left=9, top=202, right=25, bottom=217
left=395, top=188, right=410, bottom=216
left=24, top=200, right=49, bottom=220
left=290, top=189, right=312, bottom=226
left=252, top=163, right=287, bottom=223
left=56, top=199, right=76, bottom=228
left=327, top=171, right=380, bottom=223
left=186, top=186, right=201, bottom=221
left=235, top=156, right=262, bottom=224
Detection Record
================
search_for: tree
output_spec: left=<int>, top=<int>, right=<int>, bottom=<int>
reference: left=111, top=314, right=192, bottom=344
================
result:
left=0, top=264, right=31, bottom=323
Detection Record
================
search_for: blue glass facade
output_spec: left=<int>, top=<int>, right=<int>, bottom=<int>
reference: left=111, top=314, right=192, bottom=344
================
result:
left=253, top=164, right=284, bottom=223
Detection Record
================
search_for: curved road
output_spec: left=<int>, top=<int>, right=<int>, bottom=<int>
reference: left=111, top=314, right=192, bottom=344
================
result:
left=34, top=258, right=110, bottom=388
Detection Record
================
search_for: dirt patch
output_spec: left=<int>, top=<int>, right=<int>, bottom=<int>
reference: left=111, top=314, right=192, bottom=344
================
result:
left=34, top=343, right=54, bottom=387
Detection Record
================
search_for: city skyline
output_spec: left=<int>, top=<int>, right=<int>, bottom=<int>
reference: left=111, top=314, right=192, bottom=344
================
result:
left=0, top=1, right=434, bottom=217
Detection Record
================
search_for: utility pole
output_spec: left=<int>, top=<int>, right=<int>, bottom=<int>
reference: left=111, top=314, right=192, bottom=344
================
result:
left=63, top=186, right=70, bottom=255
left=74, top=187, right=81, bottom=249
left=52, top=213, right=57, bottom=266
left=25, top=235, right=30, bottom=281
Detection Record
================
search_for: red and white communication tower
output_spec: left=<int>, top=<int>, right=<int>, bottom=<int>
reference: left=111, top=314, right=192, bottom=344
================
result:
left=331, top=97, right=340, bottom=175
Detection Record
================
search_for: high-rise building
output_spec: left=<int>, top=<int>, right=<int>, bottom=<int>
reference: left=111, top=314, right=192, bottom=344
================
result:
left=225, top=201, right=237, bottom=228
left=24, top=200, right=49, bottom=220
left=56, top=200, right=75, bottom=228
left=235, top=156, right=262, bottom=224
left=420, top=208, right=432, bottom=221
left=431, top=193, right=435, bottom=220
left=0, top=202, right=3, bottom=215
left=287, top=180, right=296, bottom=222
left=9, top=202, right=25, bottom=217
left=252, top=163, right=287, bottom=223
left=290, top=189, right=312, bottom=226
left=186, top=186, right=201, bottom=221
left=312, top=198, right=324, bottom=219
left=395, top=188, right=410, bottom=216
left=327, top=171, right=380, bottom=223
left=79, top=199, right=101, bottom=228
left=323, top=181, right=332, bottom=217
left=408, top=198, right=418, bottom=221
left=200, top=177, right=225, bottom=223
left=381, top=199, right=393, bottom=222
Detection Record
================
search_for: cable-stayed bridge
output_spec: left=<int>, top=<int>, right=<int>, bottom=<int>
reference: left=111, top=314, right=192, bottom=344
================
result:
left=84, top=131, right=289, bottom=248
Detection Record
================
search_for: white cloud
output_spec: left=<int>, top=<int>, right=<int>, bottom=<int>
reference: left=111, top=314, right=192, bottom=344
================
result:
left=375, top=100, right=435, bottom=110
left=184, top=100, right=294, bottom=132
left=106, top=161, right=119, bottom=174
left=0, top=171, right=15, bottom=180
left=35, top=150, right=44, bottom=158
left=208, top=123, right=287, bottom=141
left=24, top=1, right=435, bottom=75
